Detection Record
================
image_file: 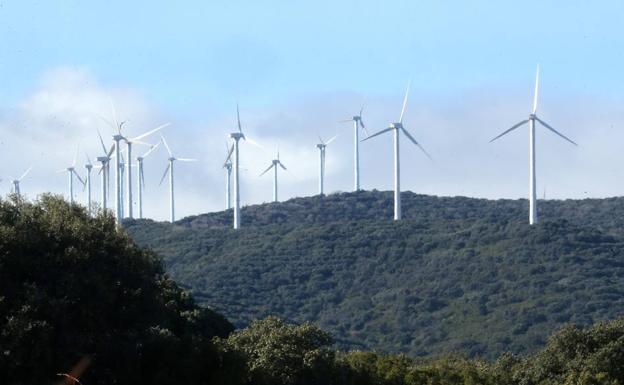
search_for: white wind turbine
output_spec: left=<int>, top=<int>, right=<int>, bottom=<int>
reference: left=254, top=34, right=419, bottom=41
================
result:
left=363, top=81, right=432, bottom=221
left=96, top=130, right=115, bottom=211
left=340, top=105, right=369, bottom=191
left=224, top=105, right=263, bottom=229
left=84, top=154, right=94, bottom=214
left=136, top=142, right=161, bottom=219
left=223, top=142, right=233, bottom=210
left=259, top=147, right=288, bottom=203
left=58, top=147, right=85, bottom=205
left=98, top=104, right=126, bottom=221
left=159, top=135, right=197, bottom=223
left=123, top=123, right=170, bottom=219
left=11, top=166, right=33, bottom=196
left=489, top=65, right=577, bottom=225
left=315, top=134, right=338, bottom=195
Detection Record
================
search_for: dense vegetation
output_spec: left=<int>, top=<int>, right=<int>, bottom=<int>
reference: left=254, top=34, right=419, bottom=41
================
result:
left=125, top=190, right=624, bottom=358
left=3, top=193, right=624, bottom=384
left=0, top=195, right=232, bottom=385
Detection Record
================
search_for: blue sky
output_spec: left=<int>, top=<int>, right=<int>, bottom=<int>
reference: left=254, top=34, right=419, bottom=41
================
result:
left=0, top=1, right=623, bottom=220
left=2, top=1, right=623, bottom=108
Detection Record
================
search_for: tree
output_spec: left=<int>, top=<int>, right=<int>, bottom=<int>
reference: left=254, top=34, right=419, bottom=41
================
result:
left=0, top=194, right=233, bottom=385
left=217, top=316, right=336, bottom=385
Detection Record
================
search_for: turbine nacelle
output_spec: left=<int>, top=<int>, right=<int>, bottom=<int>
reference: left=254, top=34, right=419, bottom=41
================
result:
left=529, top=113, right=537, bottom=120
left=316, top=143, right=326, bottom=150
left=230, top=132, right=245, bottom=140
left=391, top=122, right=403, bottom=129
left=113, top=134, right=124, bottom=141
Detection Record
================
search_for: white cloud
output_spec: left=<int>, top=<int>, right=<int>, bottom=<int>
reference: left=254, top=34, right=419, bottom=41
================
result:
left=0, top=67, right=622, bottom=222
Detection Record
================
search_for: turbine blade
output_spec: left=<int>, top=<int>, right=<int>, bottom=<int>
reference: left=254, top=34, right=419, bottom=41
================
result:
left=362, top=126, right=393, bottom=142
left=131, top=139, right=155, bottom=147
left=279, top=162, right=287, bottom=170
left=141, top=142, right=161, bottom=158
left=159, top=164, right=171, bottom=186
left=176, top=158, right=198, bottom=162
left=73, top=170, right=85, bottom=186
left=401, top=127, right=432, bottom=160
left=108, top=97, right=123, bottom=135
left=140, top=169, right=146, bottom=188
left=97, top=129, right=109, bottom=154
left=224, top=143, right=234, bottom=167
left=72, top=145, right=80, bottom=167
left=19, top=166, right=33, bottom=181
left=97, top=115, right=117, bottom=132
left=489, top=119, right=529, bottom=143
left=359, top=119, right=370, bottom=137
left=325, top=134, right=338, bottom=145
left=533, top=64, right=540, bottom=114
left=85, top=152, right=92, bottom=166
left=160, top=135, right=173, bottom=156
left=399, top=79, right=411, bottom=124
left=236, top=104, right=242, bottom=133
left=245, top=137, right=264, bottom=149
left=535, top=117, right=578, bottom=146
left=359, top=104, right=364, bottom=118
left=259, top=164, right=273, bottom=177
left=318, top=134, right=324, bottom=144
left=131, top=122, right=171, bottom=142
left=107, top=144, right=115, bottom=158
left=338, top=119, right=353, bottom=123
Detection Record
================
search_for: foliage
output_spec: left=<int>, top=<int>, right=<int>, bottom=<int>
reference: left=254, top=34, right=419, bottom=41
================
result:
left=0, top=194, right=233, bottom=385
left=216, top=316, right=337, bottom=385
left=125, top=190, right=624, bottom=359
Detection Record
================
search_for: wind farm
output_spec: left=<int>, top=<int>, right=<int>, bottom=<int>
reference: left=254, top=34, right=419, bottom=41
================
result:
left=4, top=2, right=624, bottom=384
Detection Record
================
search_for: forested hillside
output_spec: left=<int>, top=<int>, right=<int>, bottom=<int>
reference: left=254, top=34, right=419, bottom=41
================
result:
left=125, top=191, right=624, bottom=358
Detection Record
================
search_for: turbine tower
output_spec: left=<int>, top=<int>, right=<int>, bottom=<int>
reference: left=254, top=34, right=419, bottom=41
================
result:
left=84, top=155, right=93, bottom=214
left=340, top=106, right=368, bottom=191
left=489, top=65, right=577, bottom=225
left=58, top=147, right=85, bottom=205
left=11, top=166, right=32, bottom=196
left=260, top=148, right=288, bottom=203
left=136, top=142, right=161, bottom=219
left=363, top=81, right=431, bottom=221
left=96, top=130, right=115, bottom=211
left=124, top=123, right=170, bottom=219
left=224, top=105, right=262, bottom=229
left=315, top=134, right=337, bottom=195
left=159, top=135, right=197, bottom=223
left=223, top=142, right=233, bottom=210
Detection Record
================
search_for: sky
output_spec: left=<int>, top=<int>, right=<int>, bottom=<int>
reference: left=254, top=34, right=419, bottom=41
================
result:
left=0, top=0, right=623, bottom=221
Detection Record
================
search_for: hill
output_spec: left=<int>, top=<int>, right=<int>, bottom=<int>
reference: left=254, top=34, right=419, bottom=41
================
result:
left=124, top=190, right=624, bottom=359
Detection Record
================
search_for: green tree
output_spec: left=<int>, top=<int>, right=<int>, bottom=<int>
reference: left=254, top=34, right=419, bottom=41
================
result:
left=0, top=195, right=233, bottom=385
left=217, top=316, right=336, bottom=385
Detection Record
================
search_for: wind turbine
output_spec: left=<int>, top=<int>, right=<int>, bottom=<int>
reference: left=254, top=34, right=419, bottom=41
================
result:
left=136, top=142, right=160, bottom=219
left=224, top=105, right=262, bottom=229
left=259, top=147, right=288, bottom=203
left=489, top=65, right=577, bottom=225
left=223, top=142, right=233, bottom=210
left=58, top=147, right=85, bottom=205
left=315, top=134, right=338, bottom=195
left=96, top=130, right=115, bottom=211
left=84, top=154, right=94, bottom=214
left=159, top=135, right=197, bottom=223
left=11, top=166, right=32, bottom=196
left=123, top=123, right=170, bottom=219
left=98, top=102, right=126, bottom=222
left=363, top=81, right=431, bottom=221
left=340, top=105, right=369, bottom=191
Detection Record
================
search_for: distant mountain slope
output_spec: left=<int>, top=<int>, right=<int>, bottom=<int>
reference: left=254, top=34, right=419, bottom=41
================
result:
left=125, top=191, right=624, bottom=358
